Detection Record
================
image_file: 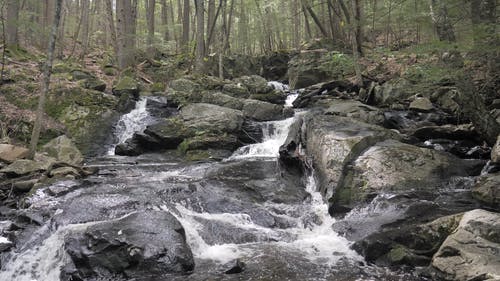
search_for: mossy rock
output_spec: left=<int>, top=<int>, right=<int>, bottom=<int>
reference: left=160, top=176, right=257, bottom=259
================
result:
left=71, top=70, right=95, bottom=81
left=151, top=82, right=165, bottom=93
left=79, top=78, right=106, bottom=92
left=103, top=65, right=118, bottom=76
left=249, top=90, right=286, bottom=105
left=112, top=76, right=139, bottom=98
left=178, top=133, right=238, bottom=154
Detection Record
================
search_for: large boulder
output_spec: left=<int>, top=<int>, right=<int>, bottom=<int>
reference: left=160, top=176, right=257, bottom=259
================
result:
left=63, top=210, right=195, bottom=280
left=431, top=209, right=500, bottom=281
left=165, top=78, right=203, bottom=107
left=201, top=91, right=244, bottom=110
left=305, top=114, right=400, bottom=202
left=472, top=173, right=500, bottom=210
left=242, top=100, right=285, bottom=121
left=41, top=135, right=83, bottom=166
left=233, top=75, right=272, bottom=94
left=0, top=144, right=29, bottom=163
left=112, top=76, right=139, bottom=98
left=491, top=135, right=500, bottom=163
left=323, top=100, right=385, bottom=125
left=0, top=159, right=53, bottom=176
left=336, top=140, right=483, bottom=211
left=180, top=103, right=244, bottom=133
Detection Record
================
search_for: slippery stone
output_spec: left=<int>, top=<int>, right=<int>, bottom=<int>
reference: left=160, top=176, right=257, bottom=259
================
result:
left=63, top=210, right=194, bottom=280
left=409, top=97, right=434, bottom=112
left=0, top=159, right=53, bottom=176
left=180, top=103, right=244, bottom=133
left=472, top=173, right=500, bottom=210
left=432, top=209, right=500, bottom=281
left=324, top=100, right=385, bottom=125
left=242, top=99, right=285, bottom=121
left=491, top=135, right=500, bottom=163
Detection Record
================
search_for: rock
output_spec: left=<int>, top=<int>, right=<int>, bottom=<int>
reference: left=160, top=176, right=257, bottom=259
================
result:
left=234, top=75, right=272, bottom=94
left=324, top=100, right=385, bottom=125
left=41, top=135, right=84, bottom=166
left=288, top=51, right=354, bottom=89
left=335, top=140, right=484, bottom=211
left=112, top=76, right=139, bottom=98
left=409, top=97, right=434, bottom=112
left=0, top=236, right=13, bottom=252
left=242, top=99, right=285, bottom=121
left=165, top=79, right=203, bottom=107
left=180, top=103, right=244, bottom=133
left=412, top=124, right=478, bottom=141
left=222, top=83, right=250, bottom=98
left=114, top=137, right=145, bottom=156
left=201, top=91, right=244, bottom=110
left=169, top=78, right=200, bottom=93
left=491, top=99, right=500, bottom=110
left=492, top=135, right=500, bottom=163
left=472, top=173, right=500, bottom=210
left=261, top=52, right=291, bottom=81
left=63, top=210, right=194, bottom=280
left=374, top=78, right=414, bottom=106
left=224, top=259, right=246, bottom=274
left=0, top=144, right=29, bottom=163
left=143, top=119, right=192, bottom=149
left=432, top=209, right=500, bottom=281
left=305, top=114, right=400, bottom=205
left=179, top=134, right=239, bottom=156
left=13, top=178, right=39, bottom=192
left=49, top=167, right=81, bottom=178
left=249, top=89, right=287, bottom=105
left=146, top=97, right=175, bottom=118
left=0, top=159, right=54, bottom=176
left=79, top=78, right=106, bottom=92
left=71, top=70, right=94, bottom=81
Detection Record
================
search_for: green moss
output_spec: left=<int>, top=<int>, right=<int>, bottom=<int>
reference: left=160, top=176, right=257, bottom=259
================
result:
left=386, top=245, right=409, bottom=263
left=185, top=150, right=210, bottom=161
left=4, top=90, right=38, bottom=110
left=151, top=82, right=165, bottom=92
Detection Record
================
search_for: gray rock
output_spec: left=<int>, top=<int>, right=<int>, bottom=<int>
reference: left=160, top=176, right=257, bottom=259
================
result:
left=472, top=173, right=500, bottom=210
left=112, top=76, right=140, bottom=98
left=324, top=100, right=385, bottom=125
left=201, top=91, right=244, bottom=110
left=339, top=140, right=483, bottom=209
left=0, top=236, right=13, bottom=252
left=13, top=179, right=39, bottom=192
left=180, top=103, right=244, bottom=133
left=222, top=83, right=250, bottom=98
left=432, top=209, right=500, bottom=281
left=49, top=167, right=81, bottom=178
left=305, top=114, right=400, bottom=202
left=0, top=144, right=29, bottom=163
left=242, top=99, right=284, bottom=121
left=409, top=97, right=434, bottom=112
left=233, top=75, right=271, bottom=94
left=63, top=210, right=194, bottom=280
left=0, top=159, right=54, bottom=176
left=41, top=135, right=84, bottom=166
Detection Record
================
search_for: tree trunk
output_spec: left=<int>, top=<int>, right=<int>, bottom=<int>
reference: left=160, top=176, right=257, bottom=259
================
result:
left=301, top=3, right=312, bottom=40
left=29, top=0, right=64, bottom=158
left=116, top=0, right=135, bottom=69
left=5, top=0, right=20, bottom=47
left=292, top=0, right=300, bottom=49
left=105, top=0, right=119, bottom=55
left=302, top=0, right=329, bottom=38
left=429, top=0, right=456, bottom=42
left=207, top=0, right=216, bottom=51
left=146, top=0, right=156, bottom=53
left=181, top=0, right=190, bottom=51
left=470, top=0, right=497, bottom=49
left=161, top=0, right=170, bottom=41
left=195, top=0, right=205, bottom=72
left=80, top=0, right=90, bottom=60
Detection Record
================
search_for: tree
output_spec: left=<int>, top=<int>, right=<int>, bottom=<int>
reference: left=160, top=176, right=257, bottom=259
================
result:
left=5, top=0, right=19, bottom=47
left=29, top=0, right=64, bottom=158
left=80, top=0, right=90, bottom=59
left=194, top=0, right=205, bottom=72
left=181, top=0, right=190, bottom=51
left=116, top=0, right=136, bottom=69
left=105, top=0, right=119, bottom=55
left=146, top=0, right=156, bottom=54
left=429, top=0, right=456, bottom=42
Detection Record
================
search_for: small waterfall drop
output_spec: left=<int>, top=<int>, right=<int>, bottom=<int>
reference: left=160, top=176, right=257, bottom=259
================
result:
left=107, top=97, right=155, bottom=155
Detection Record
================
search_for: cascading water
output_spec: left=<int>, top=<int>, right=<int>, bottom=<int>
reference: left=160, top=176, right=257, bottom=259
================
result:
left=106, top=97, right=156, bottom=155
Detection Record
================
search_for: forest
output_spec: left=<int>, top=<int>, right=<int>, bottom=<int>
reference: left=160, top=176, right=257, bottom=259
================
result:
left=0, top=0, right=499, bottom=281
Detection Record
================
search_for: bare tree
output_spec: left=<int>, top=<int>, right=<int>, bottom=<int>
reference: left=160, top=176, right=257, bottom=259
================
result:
left=146, top=0, right=156, bottom=54
left=429, top=0, right=456, bottom=42
left=29, top=0, right=64, bottom=158
left=181, top=0, right=190, bottom=51
left=116, top=0, right=136, bottom=69
left=5, top=0, right=20, bottom=47
left=194, top=0, right=205, bottom=72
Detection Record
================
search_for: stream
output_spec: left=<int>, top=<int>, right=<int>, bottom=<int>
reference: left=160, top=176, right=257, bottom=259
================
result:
left=0, top=83, right=428, bottom=280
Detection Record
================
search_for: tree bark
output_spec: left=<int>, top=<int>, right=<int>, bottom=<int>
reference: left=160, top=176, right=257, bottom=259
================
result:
left=302, top=0, right=329, bottom=38
left=29, top=0, right=64, bottom=158
left=146, top=0, right=156, bottom=53
left=116, top=0, right=136, bottom=69
left=80, top=0, right=90, bottom=60
left=5, top=0, right=20, bottom=47
left=470, top=0, right=497, bottom=48
left=181, top=0, right=190, bottom=51
left=105, top=0, right=119, bottom=55
left=161, top=0, right=170, bottom=41
left=195, top=0, right=205, bottom=72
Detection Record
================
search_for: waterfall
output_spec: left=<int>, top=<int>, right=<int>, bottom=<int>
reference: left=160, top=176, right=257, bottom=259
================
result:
left=106, top=97, right=155, bottom=155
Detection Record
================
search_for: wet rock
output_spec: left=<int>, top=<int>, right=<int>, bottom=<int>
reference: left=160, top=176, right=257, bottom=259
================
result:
left=49, top=167, right=81, bottom=178
left=279, top=115, right=306, bottom=171
left=225, top=259, right=246, bottom=274
left=114, top=137, right=145, bottom=156
left=409, top=97, right=433, bottom=112
left=432, top=209, right=500, bottom=281
left=324, top=100, right=385, bottom=125
left=234, top=75, right=272, bottom=94
left=305, top=114, right=399, bottom=203
left=0, top=143, right=29, bottom=163
left=146, top=97, right=174, bottom=118
left=336, top=140, right=484, bottom=211
left=41, top=135, right=83, bottom=166
left=242, top=99, right=285, bottom=121
left=374, top=78, right=414, bottom=106
left=180, top=103, right=244, bottom=133
left=143, top=118, right=192, bottom=149
left=179, top=134, right=238, bottom=160
left=491, top=135, right=500, bottom=163
left=0, top=237, right=13, bottom=252
left=472, top=173, right=500, bottom=210
left=63, top=210, right=194, bottom=280
left=249, top=89, right=287, bottom=105
left=412, top=124, right=478, bottom=141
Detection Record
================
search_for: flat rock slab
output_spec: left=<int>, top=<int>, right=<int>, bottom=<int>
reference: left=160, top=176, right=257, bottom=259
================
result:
left=0, top=144, right=29, bottom=163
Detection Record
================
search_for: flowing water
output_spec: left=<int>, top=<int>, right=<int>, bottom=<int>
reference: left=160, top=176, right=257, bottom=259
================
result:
left=0, top=91, right=425, bottom=280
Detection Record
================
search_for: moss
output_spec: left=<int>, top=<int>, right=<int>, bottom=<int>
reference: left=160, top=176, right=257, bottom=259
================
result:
left=4, top=90, right=38, bottom=110
left=185, top=150, right=210, bottom=161
left=151, top=82, right=165, bottom=92
left=386, top=245, right=408, bottom=263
